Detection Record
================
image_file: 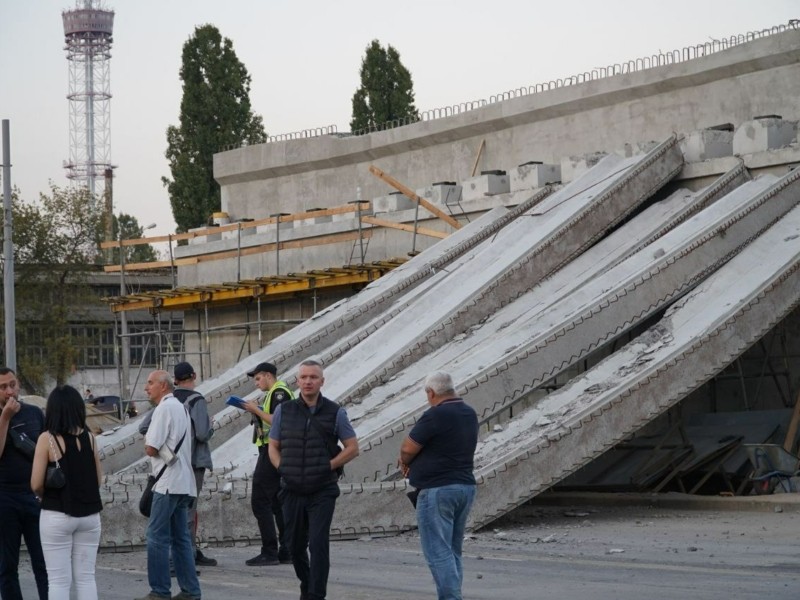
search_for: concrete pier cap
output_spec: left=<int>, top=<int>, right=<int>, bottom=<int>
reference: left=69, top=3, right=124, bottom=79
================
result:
left=680, top=125, right=734, bottom=163
left=733, top=116, right=798, bottom=155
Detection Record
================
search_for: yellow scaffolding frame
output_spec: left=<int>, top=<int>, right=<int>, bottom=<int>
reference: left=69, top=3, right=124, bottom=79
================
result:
left=102, top=260, right=407, bottom=313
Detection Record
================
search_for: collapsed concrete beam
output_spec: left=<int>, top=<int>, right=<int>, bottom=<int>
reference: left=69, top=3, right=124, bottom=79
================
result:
left=324, top=137, right=683, bottom=407
left=346, top=166, right=767, bottom=483
left=101, top=194, right=552, bottom=474
left=469, top=194, right=800, bottom=530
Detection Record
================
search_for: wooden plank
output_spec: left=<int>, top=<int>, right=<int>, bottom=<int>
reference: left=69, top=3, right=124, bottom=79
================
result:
left=471, top=139, right=486, bottom=177
left=783, top=389, right=800, bottom=453
left=368, top=165, right=462, bottom=230
left=362, top=215, right=449, bottom=239
left=99, top=202, right=371, bottom=249
left=104, top=228, right=374, bottom=272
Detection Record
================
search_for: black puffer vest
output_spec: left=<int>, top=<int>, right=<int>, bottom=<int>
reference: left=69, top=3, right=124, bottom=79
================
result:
left=279, top=396, right=340, bottom=494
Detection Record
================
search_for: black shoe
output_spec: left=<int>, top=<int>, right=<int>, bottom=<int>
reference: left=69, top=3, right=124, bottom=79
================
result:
left=195, top=551, right=217, bottom=567
left=278, top=548, right=292, bottom=564
left=245, top=553, right=280, bottom=566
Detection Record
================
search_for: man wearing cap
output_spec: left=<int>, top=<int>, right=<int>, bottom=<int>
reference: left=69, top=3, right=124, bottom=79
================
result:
left=242, top=362, right=293, bottom=566
left=140, top=362, right=216, bottom=569
left=173, top=362, right=216, bottom=567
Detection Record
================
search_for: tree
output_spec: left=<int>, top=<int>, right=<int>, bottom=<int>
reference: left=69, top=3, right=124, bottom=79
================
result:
left=163, top=24, right=267, bottom=233
left=111, top=213, right=159, bottom=265
left=350, top=40, right=420, bottom=132
left=1, top=185, right=104, bottom=392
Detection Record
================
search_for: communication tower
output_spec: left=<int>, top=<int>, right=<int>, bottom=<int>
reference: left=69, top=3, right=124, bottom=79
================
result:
left=62, top=1, right=115, bottom=204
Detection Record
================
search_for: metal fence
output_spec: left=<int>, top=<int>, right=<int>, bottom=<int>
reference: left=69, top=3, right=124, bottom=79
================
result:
left=221, top=19, right=799, bottom=151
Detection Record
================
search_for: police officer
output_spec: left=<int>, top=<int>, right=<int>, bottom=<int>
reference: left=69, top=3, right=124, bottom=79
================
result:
left=242, top=362, right=293, bottom=566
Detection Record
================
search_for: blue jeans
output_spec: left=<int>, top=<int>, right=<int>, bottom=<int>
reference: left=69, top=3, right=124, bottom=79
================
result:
left=146, top=492, right=200, bottom=599
left=0, top=490, right=48, bottom=599
left=416, top=484, right=476, bottom=600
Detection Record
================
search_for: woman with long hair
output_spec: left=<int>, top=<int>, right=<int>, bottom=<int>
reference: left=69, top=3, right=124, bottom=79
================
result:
left=31, top=385, right=103, bottom=600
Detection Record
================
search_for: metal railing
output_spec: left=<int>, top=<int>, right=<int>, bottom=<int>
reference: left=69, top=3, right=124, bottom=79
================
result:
left=220, top=19, right=798, bottom=151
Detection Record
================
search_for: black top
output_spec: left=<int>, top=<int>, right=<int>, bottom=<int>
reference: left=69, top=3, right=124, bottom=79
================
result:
left=42, top=430, right=102, bottom=517
left=0, top=403, right=44, bottom=494
left=408, top=398, right=478, bottom=490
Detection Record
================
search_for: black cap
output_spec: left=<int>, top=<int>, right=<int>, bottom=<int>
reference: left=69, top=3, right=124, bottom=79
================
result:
left=174, top=362, right=196, bottom=381
left=247, top=362, right=277, bottom=377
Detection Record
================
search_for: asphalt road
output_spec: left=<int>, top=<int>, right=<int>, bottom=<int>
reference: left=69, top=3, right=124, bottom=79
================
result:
left=17, top=499, right=800, bottom=599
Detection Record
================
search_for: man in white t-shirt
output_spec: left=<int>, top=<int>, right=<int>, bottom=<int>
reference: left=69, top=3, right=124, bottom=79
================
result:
left=135, top=370, right=202, bottom=600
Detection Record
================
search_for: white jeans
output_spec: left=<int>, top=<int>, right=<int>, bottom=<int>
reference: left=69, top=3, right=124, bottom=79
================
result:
left=39, top=509, right=101, bottom=600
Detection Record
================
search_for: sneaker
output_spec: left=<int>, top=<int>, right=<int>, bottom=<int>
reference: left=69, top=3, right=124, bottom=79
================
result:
left=134, top=593, right=171, bottom=600
left=171, top=593, right=201, bottom=600
left=245, top=553, right=280, bottom=566
left=194, top=551, right=217, bottom=567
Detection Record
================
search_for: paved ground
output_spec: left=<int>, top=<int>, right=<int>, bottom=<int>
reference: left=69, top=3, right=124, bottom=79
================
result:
left=17, top=493, right=800, bottom=599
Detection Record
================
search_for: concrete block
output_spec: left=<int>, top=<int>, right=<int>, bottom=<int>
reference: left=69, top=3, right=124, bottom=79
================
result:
left=305, top=208, right=332, bottom=224
left=188, top=225, right=220, bottom=244
left=680, top=129, right=734, bottom=162
left=372, top=192, right=416, bottom=214
left=561, top=152, right=608, bottom=183
left=510, top=162, right=561, bottom=191
left=462, top=171, right=510, bottom=201
left=733, top=117, right=797, bottom=155
left=416, top=183, right=462, bottom=206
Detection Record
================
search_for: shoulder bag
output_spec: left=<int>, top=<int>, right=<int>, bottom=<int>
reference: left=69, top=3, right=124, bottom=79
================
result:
left=139, top=431, right=186, bottom=517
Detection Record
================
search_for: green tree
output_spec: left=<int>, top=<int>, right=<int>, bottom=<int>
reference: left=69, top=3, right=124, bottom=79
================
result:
left=350, top=40, right=420, bottom=132
left=111, top=213, right=159, bottom=265
left=163, top=24, right=267, bottom=233
left=1, top=185, right=104, bottom=392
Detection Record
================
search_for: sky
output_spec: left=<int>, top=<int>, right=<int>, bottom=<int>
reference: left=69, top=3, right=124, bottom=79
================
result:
left=1, top=0, right=797, bottom=238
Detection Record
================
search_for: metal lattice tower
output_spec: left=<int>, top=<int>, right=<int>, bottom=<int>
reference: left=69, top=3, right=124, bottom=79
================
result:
left=62, top=1, right=115, bottom=203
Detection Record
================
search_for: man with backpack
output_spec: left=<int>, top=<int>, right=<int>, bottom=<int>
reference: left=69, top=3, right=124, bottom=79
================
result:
left=139, top=361, right=216, bottom=569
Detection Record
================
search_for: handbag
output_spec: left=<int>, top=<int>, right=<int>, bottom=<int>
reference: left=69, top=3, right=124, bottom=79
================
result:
left=139, top=431, right=186, bottom=517
left=45, top=434, right=66, bottom=490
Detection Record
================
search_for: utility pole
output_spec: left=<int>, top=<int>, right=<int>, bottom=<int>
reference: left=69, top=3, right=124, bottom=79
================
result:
left=2, top=120, right=16, bottom=371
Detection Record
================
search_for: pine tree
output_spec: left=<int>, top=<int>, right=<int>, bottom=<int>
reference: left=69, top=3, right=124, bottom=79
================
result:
left=350, top=40, right=420, bottom=132
left=163, top=25, right=267, bottom=233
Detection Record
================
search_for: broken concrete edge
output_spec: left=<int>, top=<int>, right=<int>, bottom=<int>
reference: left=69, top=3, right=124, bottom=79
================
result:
left=530, top=490, right=800, bottom=513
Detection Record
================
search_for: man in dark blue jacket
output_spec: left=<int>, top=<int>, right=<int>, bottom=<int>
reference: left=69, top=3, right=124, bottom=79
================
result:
left=0, top=367, right=48, bottom=599
left=268, top=360, right=359, bottom=600
left=399, top=371, right=478, bottom=600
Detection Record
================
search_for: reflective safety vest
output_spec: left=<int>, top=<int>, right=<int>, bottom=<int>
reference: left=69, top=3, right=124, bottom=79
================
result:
left=254, top=380, right=294, bottom=447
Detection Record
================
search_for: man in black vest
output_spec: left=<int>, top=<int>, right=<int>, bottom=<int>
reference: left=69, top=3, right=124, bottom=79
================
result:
left=268, top=360, right=359, bottom=600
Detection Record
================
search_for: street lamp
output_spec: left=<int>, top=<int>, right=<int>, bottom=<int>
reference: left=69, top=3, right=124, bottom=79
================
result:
left=119, top=222, right=156, bottom=420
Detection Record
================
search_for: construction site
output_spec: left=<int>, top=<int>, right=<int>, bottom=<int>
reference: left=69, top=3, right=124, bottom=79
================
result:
left=86, top=20, right=800, bottom=554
